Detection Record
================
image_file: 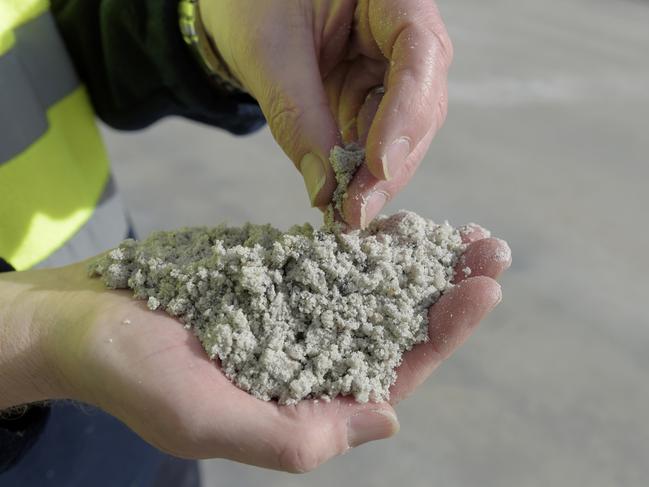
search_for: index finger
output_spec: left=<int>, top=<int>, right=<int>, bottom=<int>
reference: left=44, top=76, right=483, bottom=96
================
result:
left=362, top=0, right=453, bottom=180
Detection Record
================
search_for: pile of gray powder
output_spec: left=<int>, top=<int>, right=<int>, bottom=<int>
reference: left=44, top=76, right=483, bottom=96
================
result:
left=89, top=147, right=467, bottom=404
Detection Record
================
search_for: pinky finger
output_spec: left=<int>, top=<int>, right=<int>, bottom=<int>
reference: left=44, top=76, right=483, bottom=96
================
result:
left=454, top=238, right=512, bottom=284
left=389, top=276, right=502, bottom=404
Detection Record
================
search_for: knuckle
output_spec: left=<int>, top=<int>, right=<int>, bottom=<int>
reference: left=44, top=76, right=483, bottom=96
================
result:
left=425, top=323, right=453, bottom=363
left=437, top=29, right=454, bottom=66
left=427, top=5, right=454, bottom=65
left=423, top=24, right=453, bottom=68
left=262, top=90, right=332, bottom=165
left=408, top=12, right=454, bottom=66
left=266, top=95, right=304, bottom=139
left=263, top=94, right=305, bottom=163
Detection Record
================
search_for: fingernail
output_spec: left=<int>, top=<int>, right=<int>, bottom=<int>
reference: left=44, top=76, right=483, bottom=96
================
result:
left=347, top=409, right=400, bottom=448
left=300, top=153, right=327, bottom=206
left=380, top=137, right=410, bottom=180
left=360, top=191, right=388, bottom=229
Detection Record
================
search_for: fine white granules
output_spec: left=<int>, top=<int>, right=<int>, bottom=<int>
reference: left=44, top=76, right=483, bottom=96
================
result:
left=89, top=211, right=465, bottom=404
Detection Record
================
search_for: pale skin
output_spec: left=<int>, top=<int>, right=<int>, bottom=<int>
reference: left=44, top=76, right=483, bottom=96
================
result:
left=199, top=0, right=453, bottom=228
left=1, top=0, right=511, bottom=474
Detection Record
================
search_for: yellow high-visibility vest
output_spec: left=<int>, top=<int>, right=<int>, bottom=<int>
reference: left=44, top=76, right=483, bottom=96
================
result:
left=0, top=0, right=124, bottom=271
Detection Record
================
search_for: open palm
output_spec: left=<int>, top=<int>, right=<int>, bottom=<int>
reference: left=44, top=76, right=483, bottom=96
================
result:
left=41, top=225, right=509, bottom=473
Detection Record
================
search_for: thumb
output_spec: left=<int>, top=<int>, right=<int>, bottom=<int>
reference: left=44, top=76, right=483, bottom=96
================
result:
left=245, top=35, right=340, bottom=207
left=217, top=397, right=399, bottom=473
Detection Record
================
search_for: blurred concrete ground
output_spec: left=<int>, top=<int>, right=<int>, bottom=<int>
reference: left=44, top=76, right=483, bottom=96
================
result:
left=102, top=0, right=649, bottom=485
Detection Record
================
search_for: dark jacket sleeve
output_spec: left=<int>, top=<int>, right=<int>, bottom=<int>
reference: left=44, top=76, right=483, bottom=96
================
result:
left=50, top=0, right=266, bottom=134
left=0, top=259, right=52, bottom=474
left=0, top=405, right=51, bottom=474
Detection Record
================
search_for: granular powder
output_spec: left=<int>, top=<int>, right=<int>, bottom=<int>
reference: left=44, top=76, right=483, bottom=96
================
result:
left=326, top=143, right=365, bottom=225
left=89, top=147, right=467, bottom=404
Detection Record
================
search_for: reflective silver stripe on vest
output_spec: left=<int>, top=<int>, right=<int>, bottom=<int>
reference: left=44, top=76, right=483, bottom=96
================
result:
left=0, top=11, right=80, bottom=164
left=35, top=176, right=130, bottom=269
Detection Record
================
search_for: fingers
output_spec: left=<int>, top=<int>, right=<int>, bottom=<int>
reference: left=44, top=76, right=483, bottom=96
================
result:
left=341, top=65, right=448, bottom=228
left=389, top=234, right=511, bottom=403
left=460, top=223, right=491, bottom=244
left=342, top=119, right=438, bottom=228
left=454, top=237, right=512, bottom=284
left=357, top=86, right=384, bottom=145
left=196, top=392, right=398, bottom=473
left=389, top=276, right=501, bottom=404
left=361, top=0, right=453, bottom=181
left=245, top=22, right=341, bottom=207
left=333, top=58, right=386, bottom=143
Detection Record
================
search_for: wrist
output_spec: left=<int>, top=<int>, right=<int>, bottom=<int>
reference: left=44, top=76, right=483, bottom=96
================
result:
left=180, top=0, right=247, bottom=94
left=0, top=270, right=64, bottom=409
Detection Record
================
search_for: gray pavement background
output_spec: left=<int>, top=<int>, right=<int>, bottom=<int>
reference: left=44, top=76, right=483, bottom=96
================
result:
left=102, top=0, right=649, bottom=485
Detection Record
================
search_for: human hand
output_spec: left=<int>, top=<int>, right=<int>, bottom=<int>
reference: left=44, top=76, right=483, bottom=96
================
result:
left=389, top=226, right=511, bottom=403
left=0, top=228, right=508, bottom=472
left=199, top=0, right=453, bottom=228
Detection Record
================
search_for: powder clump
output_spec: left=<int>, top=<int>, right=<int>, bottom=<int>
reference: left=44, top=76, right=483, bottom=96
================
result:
left=326, top=143, right=365, bottom=225
left=89, top=212, right=465, bottom=404
left=89, top=146, right=466, bottom=404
